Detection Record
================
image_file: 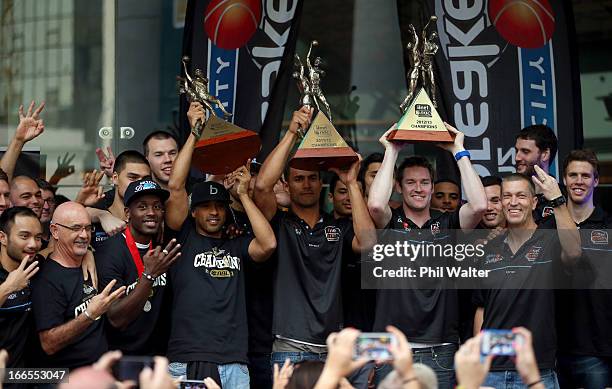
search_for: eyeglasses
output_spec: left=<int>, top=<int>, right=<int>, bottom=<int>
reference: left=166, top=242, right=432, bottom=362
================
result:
left=53, top=223, right=94, bottom=233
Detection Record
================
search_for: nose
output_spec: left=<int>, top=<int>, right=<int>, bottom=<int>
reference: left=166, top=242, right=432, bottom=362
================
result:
left=0, top=195, right=6, bottom=208
left=26, top=237, right=38, bottom=251
left=415, top=182, right=422, bottom=192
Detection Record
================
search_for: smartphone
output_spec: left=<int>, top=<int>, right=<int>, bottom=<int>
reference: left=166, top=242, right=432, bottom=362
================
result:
left=353, top=332, right=397, bottom=361
left=480, top=329, right=523, bottom=356
left=112, top=356, right=154, bottom=382
left=179, top=379, right=209, bottom=389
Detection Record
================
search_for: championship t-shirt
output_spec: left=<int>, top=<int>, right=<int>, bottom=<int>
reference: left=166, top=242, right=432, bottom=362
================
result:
left=271, top=211, right=354, bottom=345
left=167, top=217, right=253, bottom=364
left=373, top=208, right=461, bottom=344
left=473, top=227, right=561, bottom=370
left=31, top=258, right=107, bottom=368
left=95, top=234, right=167, bottom=355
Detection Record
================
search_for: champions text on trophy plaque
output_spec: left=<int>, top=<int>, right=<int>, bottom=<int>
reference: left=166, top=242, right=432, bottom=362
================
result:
left=178, top=56, right=261, bottom=174
left=289, top=41, right=358, bottom=171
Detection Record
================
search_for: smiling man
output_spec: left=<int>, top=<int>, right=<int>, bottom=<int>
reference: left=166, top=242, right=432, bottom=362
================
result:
left=479, top=176, right=505, bottom=229
left=143, top=131, right=179, bottom=190
left=9, top=176, right=42, bottom=219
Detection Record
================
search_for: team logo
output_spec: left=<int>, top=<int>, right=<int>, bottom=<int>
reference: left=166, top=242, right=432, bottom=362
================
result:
left=415, top=104, right=432, bottom=118
left=325, top=226, right=341, bottom=242
left=83, top=283, right=95, bottom=295
left=591, top=230, right=609, bottom=245
left=525, top=246, right=542, bottom=261
left=542, top=206, right=554, bottom=218
left=485, top=253, right=504, bottom=265
left=489, top=0, right=555, bottom=49
left=430, top=222, right=441, bottom=235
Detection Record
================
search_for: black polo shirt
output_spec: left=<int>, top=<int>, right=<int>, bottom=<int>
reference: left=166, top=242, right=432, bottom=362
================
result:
left=373, top=207, right=461, bottom=344
left=0, top=263, right=34, bottom=368
left=556, top=206, right=612, bottom=357
left=272, top=210, right=354, bottom=345
left=95, top=234, right=167, bottom=355
left=31, top=258, right=107, bottom=369
left=167, top=217, right=253, bottom=364
left=474, top=227, right=561, bottom=370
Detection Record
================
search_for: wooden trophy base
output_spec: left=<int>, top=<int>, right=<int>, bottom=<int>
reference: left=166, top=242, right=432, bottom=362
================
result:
left=192, top=115, right=262, bottom=174
left=289, top=111, right=358, bottom=171
left=388, top=88, right=454, bottom=143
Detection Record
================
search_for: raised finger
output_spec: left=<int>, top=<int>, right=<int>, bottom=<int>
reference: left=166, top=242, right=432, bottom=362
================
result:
left=107, top=146, right=115, bottom=159
left=102, top=279, right=117, bottom=296
left=18, top=255, right=30, bottom=269
left=67, top=153, right=76, bottom=164
left=33, top=101, right=45, bottom=118
left=26, top=101, right=35, bottom=117
left=95, top=148, right=107, bottom=162
left=531, top=175, right=543, bottom=189
left=18, top=104, right=25, bottom=119
left=108, top=286, right=127, bottom=301
left=24, top=260, right=40, bottom=275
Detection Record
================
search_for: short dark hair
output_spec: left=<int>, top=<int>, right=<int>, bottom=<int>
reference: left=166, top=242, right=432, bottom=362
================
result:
left=516, top=125, right=558, bottom=161
left=563, top=149, right=599, bottom=179
left=329, top=174, right=342, bottom=194
left=480, top=175, right=502, bottom=188
left=54, top=194, right=71, bottom=207
left=0, top=168, right=7, bottom=183
left=396, top=156, right=434, bottom=183
left=283, top=164, right=320, bottom=183
left=113, top=150, right=149, bottom=174
left=502, top=173, right=535, bottom=196
left=142, top=130, right=179, bottom=156
left=358, top=152, right=384, bottom=185
left=434, top=178, right=460, bottom=187
left=0, top=206, right=39, bottom=235
left=36, top=178, right=55, bottom=194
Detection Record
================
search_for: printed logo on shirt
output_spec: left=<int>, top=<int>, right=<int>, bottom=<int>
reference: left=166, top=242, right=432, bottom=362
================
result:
left=484, top=253, right=503, bottom=265
left=126, top=273, right=167, bottom=295
left=74, top=283, right=98, bottom=318
left=193, top=247, right=241, bottom=278
left=294, top=228, right=302, bottom=235
left=542, top=206, right=554, bottom=218
left=324, top=226, right=341, bottom=242
left=430, top=222, right=441, bottom=235
left=525, top=246, right=542, bottom=262
left=591, top=230, right=609, bottom=245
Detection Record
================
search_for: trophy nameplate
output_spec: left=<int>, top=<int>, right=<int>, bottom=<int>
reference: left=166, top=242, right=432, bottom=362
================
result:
left=388, top=88, right=453, bottom=143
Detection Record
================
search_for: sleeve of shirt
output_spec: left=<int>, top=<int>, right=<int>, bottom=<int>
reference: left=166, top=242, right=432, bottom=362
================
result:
left=31, top=272, right=69, bottom=332
left=472, top=288, right=486, bottom=308
left=95, top=239, right=127, bottom=292
left=343, top=218, right=356, bottom=250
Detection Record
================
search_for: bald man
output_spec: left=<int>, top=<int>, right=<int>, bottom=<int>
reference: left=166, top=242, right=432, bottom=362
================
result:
left=30, top=202, right=125, bottom=369
left=9, top=176, right=42, bottom=219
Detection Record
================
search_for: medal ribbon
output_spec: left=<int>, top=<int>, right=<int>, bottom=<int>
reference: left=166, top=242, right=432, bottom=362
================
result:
left=124, top=227, right=152, bottom=277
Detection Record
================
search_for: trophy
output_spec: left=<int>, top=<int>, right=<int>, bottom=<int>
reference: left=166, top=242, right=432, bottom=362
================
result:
left=388, top=16, right=453, bottom=143
left=289, top=41, right=358, bottom=171
left=178, top=56, right=261, bottom=174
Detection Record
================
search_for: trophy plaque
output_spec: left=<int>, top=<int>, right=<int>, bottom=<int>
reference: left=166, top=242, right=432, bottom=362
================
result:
left=289, top=41, right=358, bottom=171
left=178, top=56, right=261, bottom=174
left=388, top=16, right=453, bottom=143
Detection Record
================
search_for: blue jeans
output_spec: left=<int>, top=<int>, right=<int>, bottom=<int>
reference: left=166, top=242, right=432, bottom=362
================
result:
left=484, top=369, right=559, bottom=389
left=557, top=354, right=612, bottom=389
left=168, top=361, right=250, bottom=389
left=270, top=351, right=327, bottom=366
left=374, top=344, right=457, bottom=389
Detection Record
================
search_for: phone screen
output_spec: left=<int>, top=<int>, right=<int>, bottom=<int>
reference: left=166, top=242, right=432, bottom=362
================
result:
left=481, top=330, right=522, bottom=356
left=112, top=356, right=154, bottom=382
left=354, top=332, right=396, bottom=361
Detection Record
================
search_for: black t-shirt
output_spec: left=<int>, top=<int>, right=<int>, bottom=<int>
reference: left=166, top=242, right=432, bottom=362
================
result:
left=342, top=232, right=376, bottom=332
left=556, top=206, right=612, bottom=356
left=473, top=227, right=561, bottom=370
left=95, top=234, right=167, bottom=355
left=373, top=207, right=461, bottom=344
left=272, top=210, right=354, bottom=345
left=90, top=190, right=115, bottom=249
left=167, top=217, right=253, bottom=364
left=0, top=263, right=33, bottom=368
left=229, top=209, right=275, bottom=355
left=31, top=258, right=107, bottom=369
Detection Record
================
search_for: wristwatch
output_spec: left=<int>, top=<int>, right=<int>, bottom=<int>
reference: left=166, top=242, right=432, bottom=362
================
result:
left=549, top=195, right=566, bottom=208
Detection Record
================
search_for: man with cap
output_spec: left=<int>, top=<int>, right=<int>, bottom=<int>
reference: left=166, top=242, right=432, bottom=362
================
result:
left=94, top=177, right=180, bottom=355
left=163, top=102, right=276, bottom=388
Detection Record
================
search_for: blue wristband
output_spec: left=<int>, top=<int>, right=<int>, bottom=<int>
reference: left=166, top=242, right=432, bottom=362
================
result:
left=454, top=150, right=471, bottom=161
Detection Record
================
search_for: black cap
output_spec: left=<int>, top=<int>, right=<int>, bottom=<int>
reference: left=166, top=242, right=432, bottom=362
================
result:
left=190, top=181, right=231, bottom=209
left=124, top=178, right=170, bottom=206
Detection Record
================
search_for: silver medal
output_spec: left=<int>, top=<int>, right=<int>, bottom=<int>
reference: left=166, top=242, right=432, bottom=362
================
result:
left=144, top=300, right=152, bottom=312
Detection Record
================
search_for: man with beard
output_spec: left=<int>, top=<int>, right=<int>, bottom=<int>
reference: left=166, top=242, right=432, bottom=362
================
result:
left=556, top=149, right=612, bottom=388
left=514, top=125, right=558, bottom=223
left=253, top=106, right=375, bottom=367
left=95, top=178, right=179, bottom=355
left=143, top=131, right=179, bottom=190
left=0, top=207, right=41, bottom=371
left=36, top=179, right=56, bottom=245
left=367, top=123, right=487, bottom=388
left=31, top=202, right=125, bottom=369
left=9, top=176, right=42, bottom=219
left=0, top=170, right=10, bottom=216
left=164, top=102, right=276, bottom=388
left=431, top=178, right=461, bottom=213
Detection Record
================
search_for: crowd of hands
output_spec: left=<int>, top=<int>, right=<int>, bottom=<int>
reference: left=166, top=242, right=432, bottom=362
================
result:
left=0, top=326, right=544, bottom=389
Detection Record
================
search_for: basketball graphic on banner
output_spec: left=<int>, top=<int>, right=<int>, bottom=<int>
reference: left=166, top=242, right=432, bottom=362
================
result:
left=489, top=0, right=555, bottom=49
left=204, top=0, right=262, bottom=49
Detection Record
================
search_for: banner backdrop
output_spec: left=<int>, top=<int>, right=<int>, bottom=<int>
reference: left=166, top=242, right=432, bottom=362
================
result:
left=397, top=0, right=583, bottom=177
left=180, top=0, right=303, bottom=158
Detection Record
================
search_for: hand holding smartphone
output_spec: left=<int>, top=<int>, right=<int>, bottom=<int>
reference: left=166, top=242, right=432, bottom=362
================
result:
left=480, top=329, right=524, bottom=356
left=353, top=332, right=397, bottom=361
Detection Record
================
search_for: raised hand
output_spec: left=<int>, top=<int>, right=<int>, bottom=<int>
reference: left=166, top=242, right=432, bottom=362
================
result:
left=323, top=328, right=368, bottom=379
left=3, top=256, right=39, bottom=293
left=386, top=325, right=414, bottom=379
left=330, top=154, right=362, bottom=186
left=99, top=212, right=127, bottom=236
left=379, top=123, right=403, bottom=152
left=142, top=239, right=181, bottom=278
left=454, top=333, right=492, bottom=389
left=15, top=101, right=45, bottom=143
left=75, top=170, right=106, bottom=207
left=437, top=122, right=463, bottom=154
left=288, top=106, right=313, bottom=136
left=532, top=165, right=562, bottom=201
left=273, top=358, right=294, bottom=389
left=86, top=280, right=127, bottom=319
left=96, top=147, right=116, bottom=178
left=187, top=102, right=206, bottom=130
left=139, top=356, right=175, bottom=389
left=233, top=164, right=252, bottom=197
left=512, top=327, right=542, bottom=387
left=49, top=152, right=76, bottom=185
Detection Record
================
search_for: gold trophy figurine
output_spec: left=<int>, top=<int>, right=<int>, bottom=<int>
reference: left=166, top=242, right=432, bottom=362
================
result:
left=389, top=16, right=453, bottom=143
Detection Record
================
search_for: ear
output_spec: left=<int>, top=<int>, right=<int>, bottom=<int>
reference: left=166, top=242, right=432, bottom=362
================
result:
left=50, top=223, right=60, bottom=240
left=191, top=208, right=197, bottom=219
left=532, top=195, right=538, bottom=211
left=283, top=180, right=289, bottom=193
left=394, top=180, right=402, bottom=194
left=562, top=176, right=567, bottom=187
left=540, top=148, right=551, bottom=163
left=0, top=231, right=7, bottom=247
left=124, top=207, right=130, bottom=221
left=594, top=176, right=599, bottom=188
left=328, top=191, right=333, bottom=201
left=111, top=172, right=119, bottom=186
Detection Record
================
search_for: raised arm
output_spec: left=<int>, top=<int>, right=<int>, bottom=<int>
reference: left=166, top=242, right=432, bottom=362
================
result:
left=1, top=102, right=45, bottom=182
left=367, top=125, right=402, bottom=228
left=253, top=106, right=312, bottom=220
left=440, top=124, right=487, bottom=230
left=166, top=102, right=204, bottom=230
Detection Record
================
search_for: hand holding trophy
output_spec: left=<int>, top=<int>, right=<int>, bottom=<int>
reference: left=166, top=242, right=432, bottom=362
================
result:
left=289, top=41, right=359, bottom=171
left=178, top=56, right=261, bottom=174
left=388, top=16, right=454, bottom=143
